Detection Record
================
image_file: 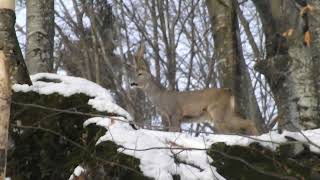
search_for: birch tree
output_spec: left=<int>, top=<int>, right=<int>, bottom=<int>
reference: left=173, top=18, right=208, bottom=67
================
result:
left=253, top=0, right=320, bottom=130
left=26, top=0, right=54, bottom=74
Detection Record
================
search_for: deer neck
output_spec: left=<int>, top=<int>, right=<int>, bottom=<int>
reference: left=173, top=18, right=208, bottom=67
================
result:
left=143, top=79, right=164, bottom=103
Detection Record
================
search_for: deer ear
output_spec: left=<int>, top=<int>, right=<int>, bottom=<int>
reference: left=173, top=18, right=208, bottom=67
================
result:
left=136, top=42, right=145, bottom=61
left=134, top=42, right=148, bottom=71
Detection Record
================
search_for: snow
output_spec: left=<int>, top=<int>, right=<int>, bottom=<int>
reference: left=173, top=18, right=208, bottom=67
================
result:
left=12, top=73, right=132, bottom=121
left=85, top=117, right=320, bottom=180
left=13, top=73, right=320, bottom=180
left=205, top=129, right=320, bottom=153
left=83, top=117, right=112, bottom=128
left=85, top=118, right=225, bottom=180
left=68, top=165, right=85, bottom=180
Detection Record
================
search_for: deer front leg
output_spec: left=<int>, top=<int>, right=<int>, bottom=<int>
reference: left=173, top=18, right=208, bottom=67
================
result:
left=168, top=113, right=182, bottom=132
left=161, top=114, right=171, bottom=131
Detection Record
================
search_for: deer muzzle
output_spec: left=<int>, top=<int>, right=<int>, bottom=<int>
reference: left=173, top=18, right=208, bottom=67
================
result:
left=130, top=82, right=138, bottom=87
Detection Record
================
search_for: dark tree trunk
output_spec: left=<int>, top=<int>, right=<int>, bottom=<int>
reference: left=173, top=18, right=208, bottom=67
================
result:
left=0, top=10, right=32, bottom=85
left=206, top=0, right=264, bottom=132
left=0, top=1, right=31, bottom=177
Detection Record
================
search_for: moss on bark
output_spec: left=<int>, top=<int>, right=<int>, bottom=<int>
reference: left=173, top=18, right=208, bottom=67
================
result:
left=208, top=142, right=320, bottom=180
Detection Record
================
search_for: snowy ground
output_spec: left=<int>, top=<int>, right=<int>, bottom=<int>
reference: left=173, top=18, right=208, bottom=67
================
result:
left=13, top=73, right=320, bottom=180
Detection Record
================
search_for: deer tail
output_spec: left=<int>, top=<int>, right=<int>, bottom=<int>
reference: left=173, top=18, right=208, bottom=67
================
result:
left=230, top=95, right=235, bottom=113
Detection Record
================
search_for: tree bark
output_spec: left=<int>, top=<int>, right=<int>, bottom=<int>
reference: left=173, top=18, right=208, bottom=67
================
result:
left=0, top=9, right=32, bottom=85
left=253, top=0, right=320, bottom=130
left=0, top=51, right=11, bottom=179
left=157, top=0, right=177, bottom=90
left=0, top=1, right=15, bottom=177
left=206, top=0, right=264, bottom=132
left=26, top=0, right=54, bottom=74
left=150, top=0, right=161, bottom=84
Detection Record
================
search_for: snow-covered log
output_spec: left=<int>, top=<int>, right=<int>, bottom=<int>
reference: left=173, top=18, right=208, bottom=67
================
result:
left=7, top=73, right=320, bottom=180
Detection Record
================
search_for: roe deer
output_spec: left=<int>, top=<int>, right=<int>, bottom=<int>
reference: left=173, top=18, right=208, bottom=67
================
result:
left=130, top=45, right=259, bottom=135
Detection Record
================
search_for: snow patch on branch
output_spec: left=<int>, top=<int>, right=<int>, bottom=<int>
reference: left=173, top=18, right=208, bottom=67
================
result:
left=68, top=165, right=85, bottom=180
left=83, top=117, right=112, bottom=128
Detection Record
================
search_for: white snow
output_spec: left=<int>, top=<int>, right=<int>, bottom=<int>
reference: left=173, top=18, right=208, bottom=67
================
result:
left=83, top=117, right=112, bottom=128
left=205, top=129, right=320, bottom=153
left=68, top=165, right=85, bottom=180
left=85, top=117, right=320, bottom=180
left=12, top=73, right=132, bottom=121
left=84, top=118, right=225, bottom=180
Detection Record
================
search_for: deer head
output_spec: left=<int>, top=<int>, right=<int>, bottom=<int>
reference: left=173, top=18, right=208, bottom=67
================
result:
left=130, top=43, right=154, bottom=90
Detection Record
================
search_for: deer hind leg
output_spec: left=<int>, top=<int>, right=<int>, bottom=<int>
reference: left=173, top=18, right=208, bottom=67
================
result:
left=207, top=104, right=228, bottom=134
left=230, top=115, right=259, bottom=135
left=239, top=120, right=259, bottom=135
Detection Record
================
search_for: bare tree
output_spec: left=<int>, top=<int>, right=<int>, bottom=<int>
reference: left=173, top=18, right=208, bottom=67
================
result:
left=51, top=0, right=319, bottom=133
left=114, top=0, right=220, bottom=129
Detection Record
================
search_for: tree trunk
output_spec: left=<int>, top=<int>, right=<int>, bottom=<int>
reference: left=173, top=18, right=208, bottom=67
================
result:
left=0, top=51, right=11, bottom=179
left=206, top=0, right=264, bottom=132
left=26, top=0, right=54, bottom=74
left=0, top=1, right=14, bottom=178
left=0, top=9, right=32, bottom=85
left=156, top=0, right=177, bottom=90
left=253, top=0, right=320, bottom=130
